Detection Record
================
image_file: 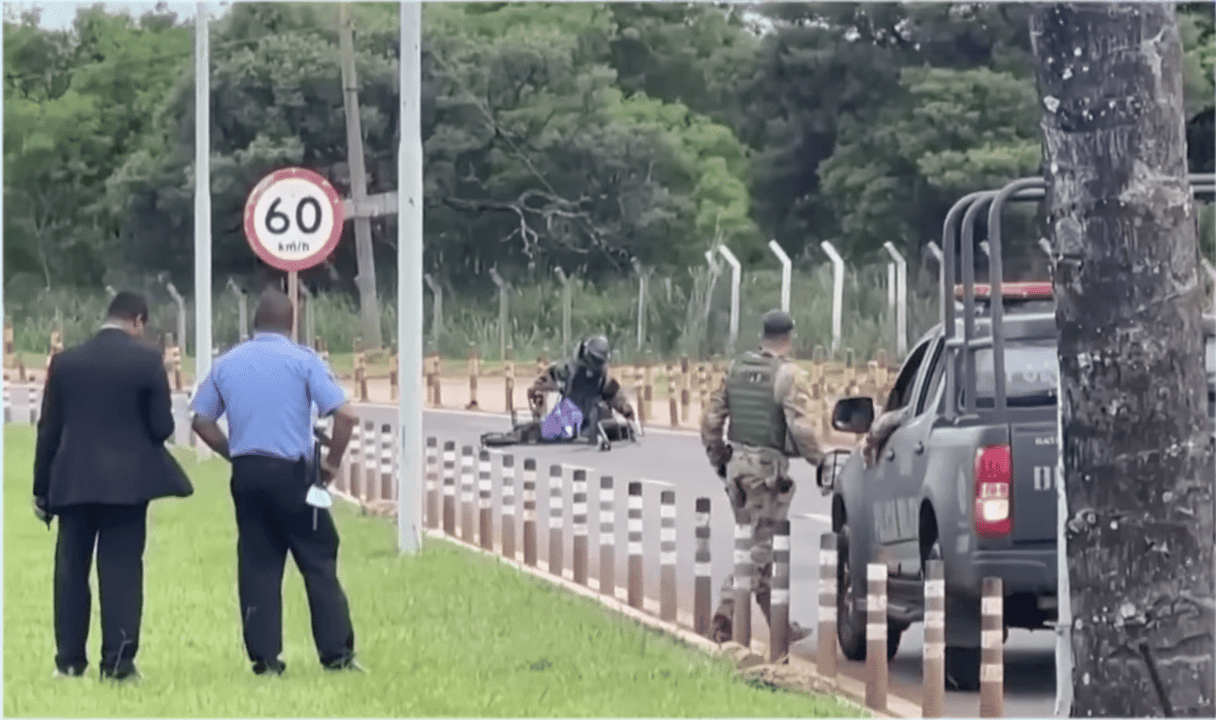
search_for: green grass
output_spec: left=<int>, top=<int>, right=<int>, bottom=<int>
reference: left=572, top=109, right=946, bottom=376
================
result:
left=3, top=425, right=862, bottom=717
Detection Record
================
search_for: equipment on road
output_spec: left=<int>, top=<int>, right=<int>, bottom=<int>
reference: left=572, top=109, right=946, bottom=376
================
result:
left=480, top=392, right=642, bottom=452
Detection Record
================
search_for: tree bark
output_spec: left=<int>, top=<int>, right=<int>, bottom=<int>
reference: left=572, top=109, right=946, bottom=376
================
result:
left=1031, top=4, right=1214, bottom=717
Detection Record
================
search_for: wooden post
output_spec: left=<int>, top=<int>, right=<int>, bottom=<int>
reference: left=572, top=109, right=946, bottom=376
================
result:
left=680, top=355, right=691, bottom=419
left=643, top=361, right=654, bottom=423
left=3, top=321, right=14, bottom=365
left=466, top=342, right=479, bottom=410
left=504, top=346, right=515, bottom=414
left=667, top=363, right=678, bottom=427
left=633, top=365, right=647, bottom=425
left=390, top=353, right=399, bottom=401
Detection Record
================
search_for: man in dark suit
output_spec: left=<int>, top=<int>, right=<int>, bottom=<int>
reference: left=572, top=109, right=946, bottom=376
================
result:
left=33, top=291, right=194, bottom=682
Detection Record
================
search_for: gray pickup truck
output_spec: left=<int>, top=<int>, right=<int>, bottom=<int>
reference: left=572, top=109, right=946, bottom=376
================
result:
left=816, top=174, right=1216, bottom=690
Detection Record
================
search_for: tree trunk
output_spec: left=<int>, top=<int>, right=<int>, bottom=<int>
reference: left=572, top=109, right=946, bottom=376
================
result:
left=1031, top=4, right=1214, bottom=717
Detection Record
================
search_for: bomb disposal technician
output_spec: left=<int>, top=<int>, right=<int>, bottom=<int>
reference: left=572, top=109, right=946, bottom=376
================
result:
left=700, top=309, right=823, bottom=643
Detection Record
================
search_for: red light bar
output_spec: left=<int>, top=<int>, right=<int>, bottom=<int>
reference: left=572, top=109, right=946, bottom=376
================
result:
left=954, top=282, right=1053, bottom=300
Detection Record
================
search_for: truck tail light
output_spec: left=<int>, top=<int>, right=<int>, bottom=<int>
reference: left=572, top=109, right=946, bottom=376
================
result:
left=974, top=444, right=1012, bottom=538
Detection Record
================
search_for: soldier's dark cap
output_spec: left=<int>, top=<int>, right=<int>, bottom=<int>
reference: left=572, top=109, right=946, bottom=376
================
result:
left=761, top=310, right=795, bottom=337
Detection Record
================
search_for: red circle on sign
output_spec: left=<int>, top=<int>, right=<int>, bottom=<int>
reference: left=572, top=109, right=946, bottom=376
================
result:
left=242, top=167, right=346, bottom=272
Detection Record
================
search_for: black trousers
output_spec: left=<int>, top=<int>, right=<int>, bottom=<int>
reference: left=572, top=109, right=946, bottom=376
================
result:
left=230, top=455, right=355, bottom=668
left=53, top=503, right=149, bottom=676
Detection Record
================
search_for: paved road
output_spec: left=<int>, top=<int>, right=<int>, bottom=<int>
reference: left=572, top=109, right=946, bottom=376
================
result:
left=410, top=407, right=1056, bottom=718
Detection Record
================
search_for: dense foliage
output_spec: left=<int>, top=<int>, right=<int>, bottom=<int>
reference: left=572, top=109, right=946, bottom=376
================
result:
left=4, top=2, right=1213, bottom=356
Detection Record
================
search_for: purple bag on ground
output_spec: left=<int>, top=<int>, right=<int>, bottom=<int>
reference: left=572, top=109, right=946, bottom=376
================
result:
left=541, top=398, right=584, bottom=441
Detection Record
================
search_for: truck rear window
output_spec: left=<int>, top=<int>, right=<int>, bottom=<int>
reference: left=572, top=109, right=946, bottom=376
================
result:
left=973, top=338, right=1216, bottom=409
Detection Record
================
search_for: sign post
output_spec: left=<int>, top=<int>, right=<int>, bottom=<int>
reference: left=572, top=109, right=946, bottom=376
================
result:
left=243, top=167, right=346, bottom=341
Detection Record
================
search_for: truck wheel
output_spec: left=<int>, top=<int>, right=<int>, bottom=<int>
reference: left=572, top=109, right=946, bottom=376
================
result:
left=835, top=525, right=900, bottom=661
left=836, top=524, right=867, bottom=660
left=945, top=646, right=981, bottom=691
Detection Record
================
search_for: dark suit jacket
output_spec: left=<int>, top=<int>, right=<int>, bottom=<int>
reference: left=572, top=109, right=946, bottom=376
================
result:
left=33, top=328, right=194, bottom=511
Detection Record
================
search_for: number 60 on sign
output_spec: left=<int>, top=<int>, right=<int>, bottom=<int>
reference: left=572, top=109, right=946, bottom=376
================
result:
left=243, top=167, right=345, bottom=272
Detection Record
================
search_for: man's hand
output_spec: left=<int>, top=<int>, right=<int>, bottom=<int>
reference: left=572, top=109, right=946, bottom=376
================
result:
left=33, top=496, right=52, bottom=526
left=320, top=461, right=342, bottom=486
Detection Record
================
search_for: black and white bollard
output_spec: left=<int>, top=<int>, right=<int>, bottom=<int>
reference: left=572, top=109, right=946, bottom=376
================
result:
left=549, top=464, right=564, bottom=578
left=659, top=490, right=677, bottom=623
left=501, top=454, right=516, bottom=561
left=818, top=532, right=838, bottom=680
left=522, top=459, right=537, bottom=566
left=923, top=559, right=946, bottom=717
left=572, top=469, right=589, bottom=586
left=980, top=577, right=1004, bottom=718
left=460, top=446, right=475, bottom=543
left=627, top=481, right=643, bottom=610
left=478, top=450, right=493, bottom=551
left=770, top=519, right=790, bottom=662
left=733, top=510, right=753, bottom=650
left=379, top=423, right=394, bottom=503
left=866, top=562, right=889, bottom=713
left=425, top=437, right=439, bottom=529
left=442, top=441, right=456, bottom=536
left=694, top=497, right=712, bottom=637
left=599, top=476, right=615, bottom=598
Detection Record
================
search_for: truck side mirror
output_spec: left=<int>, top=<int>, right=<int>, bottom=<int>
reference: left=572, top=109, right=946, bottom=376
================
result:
left=832, top=396, right=875, bottom=434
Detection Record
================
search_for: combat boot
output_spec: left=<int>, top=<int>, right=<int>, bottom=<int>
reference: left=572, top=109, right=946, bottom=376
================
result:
left=711, top=613, right=732, bottom=643
left=757, top=587, right=812, bottom=643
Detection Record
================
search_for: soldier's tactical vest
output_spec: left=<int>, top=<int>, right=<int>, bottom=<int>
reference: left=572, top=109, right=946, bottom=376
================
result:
left=726, top=352, right=792, bottom=454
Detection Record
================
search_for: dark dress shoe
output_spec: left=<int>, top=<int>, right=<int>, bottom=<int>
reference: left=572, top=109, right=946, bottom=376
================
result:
left=323, top=658, right=365, bottom=672
left=252, top=659, right=286, bottom=676
left=100, top=665, right=140, bottom=683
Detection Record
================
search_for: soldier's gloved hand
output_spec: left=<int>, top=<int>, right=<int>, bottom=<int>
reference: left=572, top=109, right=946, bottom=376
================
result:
left=774, top=476, right=794, bottom=494
left=716, top=463, right=728, bottom=479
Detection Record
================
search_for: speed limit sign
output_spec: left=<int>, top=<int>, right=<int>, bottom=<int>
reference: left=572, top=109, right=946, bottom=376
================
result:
left=243, top=167, right=346, bottom=272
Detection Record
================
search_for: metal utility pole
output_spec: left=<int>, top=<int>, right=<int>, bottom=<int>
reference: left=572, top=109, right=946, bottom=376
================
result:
left=397, top=0, right=423, bottom=554
left=338, top=3, right=383, bottom=350
left=820, top=241, right=845, bottom=357
left=716, top=246, right=741, bottom=356
left=194, top=1, right=212, bottom=387
left=883, top=241, right=907, bottom=356
left=768, top=239, right=791, bottom=313
left=632, top=258, right=647, bottom=351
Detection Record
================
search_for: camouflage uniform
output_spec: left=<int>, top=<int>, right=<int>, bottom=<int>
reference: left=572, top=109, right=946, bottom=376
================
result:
left=701, top=342, right=824, bottom=641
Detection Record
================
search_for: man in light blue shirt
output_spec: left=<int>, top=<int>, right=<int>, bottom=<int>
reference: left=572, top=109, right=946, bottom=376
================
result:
left=191, top=290, right=360, bottom=676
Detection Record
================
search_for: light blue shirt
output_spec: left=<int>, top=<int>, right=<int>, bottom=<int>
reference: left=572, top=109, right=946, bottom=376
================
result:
left=191, top=332, right=347, bottom=460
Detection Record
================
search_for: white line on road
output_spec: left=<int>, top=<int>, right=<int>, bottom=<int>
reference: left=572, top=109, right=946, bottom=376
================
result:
left=641, top=478, right=675, bottom=487
left=797, top=513, right=832, bottom=524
